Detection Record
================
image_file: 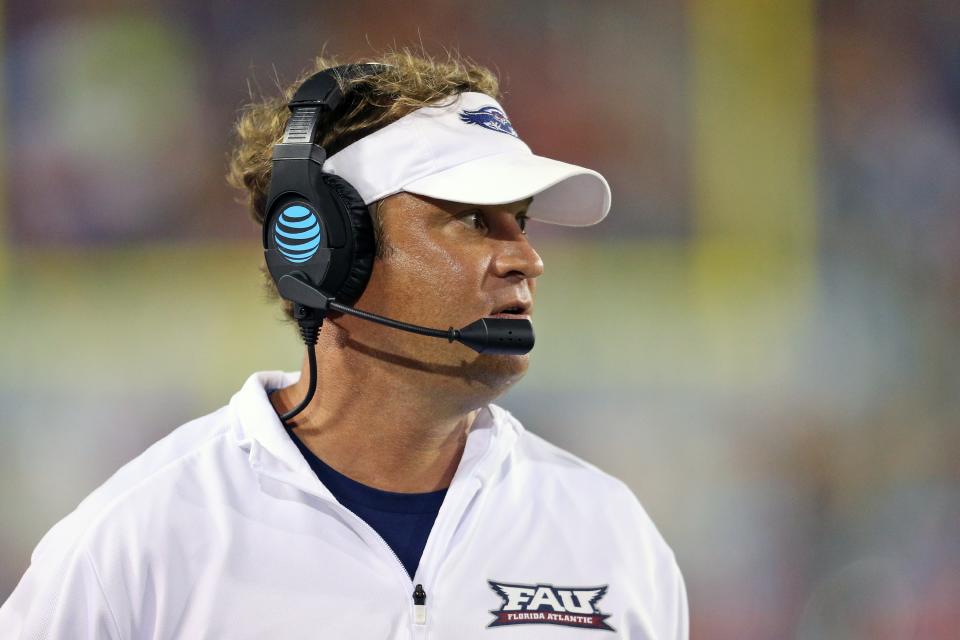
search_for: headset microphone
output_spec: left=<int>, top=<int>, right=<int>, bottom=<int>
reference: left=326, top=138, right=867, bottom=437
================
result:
left=277, top=272, right=534, bottom=356
left=263, top=64, right=535, bottom=426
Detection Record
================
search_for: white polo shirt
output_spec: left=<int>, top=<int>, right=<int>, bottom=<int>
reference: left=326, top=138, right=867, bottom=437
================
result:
left=0, top=370, right=688, bottom=638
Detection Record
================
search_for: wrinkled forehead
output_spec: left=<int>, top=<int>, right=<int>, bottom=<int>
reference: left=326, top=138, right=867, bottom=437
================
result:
left=373, top=192, right=534, bottom=219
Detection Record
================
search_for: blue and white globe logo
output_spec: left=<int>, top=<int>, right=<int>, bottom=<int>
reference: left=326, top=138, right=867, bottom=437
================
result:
left=273, top=205, right=322, bottom=263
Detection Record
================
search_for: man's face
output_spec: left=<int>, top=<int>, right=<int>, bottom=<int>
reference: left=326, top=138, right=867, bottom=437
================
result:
left=334, top=192, right=544, bottom=397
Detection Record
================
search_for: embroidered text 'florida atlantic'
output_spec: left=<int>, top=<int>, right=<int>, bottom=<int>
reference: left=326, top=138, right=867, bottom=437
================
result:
left=487, top=581, right=615, bottom=631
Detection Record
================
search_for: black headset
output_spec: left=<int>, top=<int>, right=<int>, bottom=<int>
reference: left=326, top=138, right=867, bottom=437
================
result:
left=263, top=63, right=384, bottom=316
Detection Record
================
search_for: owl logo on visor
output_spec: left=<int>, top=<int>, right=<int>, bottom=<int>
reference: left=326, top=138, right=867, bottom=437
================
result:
left=273, top=205, right=322, bottom=263
left=459, top=106, right=518, bottom=137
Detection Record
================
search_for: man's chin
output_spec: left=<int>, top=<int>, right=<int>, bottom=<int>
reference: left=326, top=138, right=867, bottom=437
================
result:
left=462, top=352, right=529, bottom=394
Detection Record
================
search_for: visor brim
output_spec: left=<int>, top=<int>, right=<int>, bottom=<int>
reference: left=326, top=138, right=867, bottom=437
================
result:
left=402, top=152, right=611, bottom=227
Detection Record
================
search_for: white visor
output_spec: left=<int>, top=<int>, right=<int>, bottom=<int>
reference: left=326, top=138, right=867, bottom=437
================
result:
left=322, top=92, right=611, bottom=226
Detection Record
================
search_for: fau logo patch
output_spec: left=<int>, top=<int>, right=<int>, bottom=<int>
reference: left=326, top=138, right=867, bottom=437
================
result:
left=458, top=106, right=518, bottom=137
left=487, top=580, right=615, bottom=631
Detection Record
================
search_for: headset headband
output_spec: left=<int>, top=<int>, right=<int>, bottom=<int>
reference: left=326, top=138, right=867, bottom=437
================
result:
left=280, top=63, right=389, bottom=145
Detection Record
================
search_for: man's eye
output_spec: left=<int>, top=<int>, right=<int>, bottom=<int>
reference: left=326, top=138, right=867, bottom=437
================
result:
left=517, top=213, right=528, bottom=235
left=459, top=211, right=487, bottom=231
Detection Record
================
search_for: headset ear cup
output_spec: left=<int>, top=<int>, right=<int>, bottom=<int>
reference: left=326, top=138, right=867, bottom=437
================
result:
left=321, top=173, right=376, bottom=306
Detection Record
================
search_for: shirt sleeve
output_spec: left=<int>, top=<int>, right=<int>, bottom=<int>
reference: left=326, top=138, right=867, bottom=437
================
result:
left=0, top=546, right=123, bottom=640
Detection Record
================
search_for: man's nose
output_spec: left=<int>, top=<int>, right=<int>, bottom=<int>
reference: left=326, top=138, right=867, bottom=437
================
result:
left=492, top=233, right=545, bottom=280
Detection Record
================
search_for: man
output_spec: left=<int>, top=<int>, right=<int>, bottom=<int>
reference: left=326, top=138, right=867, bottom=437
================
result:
left=0, top=51, right=688, bottom=638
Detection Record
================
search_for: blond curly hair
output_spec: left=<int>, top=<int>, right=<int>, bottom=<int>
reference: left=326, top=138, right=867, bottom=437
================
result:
left=226, top=48, right=502, bottom=324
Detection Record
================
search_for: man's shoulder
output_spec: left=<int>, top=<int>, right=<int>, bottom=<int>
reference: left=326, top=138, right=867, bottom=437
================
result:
left=493, top=405, right=678, bottom=557
left=490, top=406, right=685, bottom=621
left=501, top=411, right=639, bottom=500
left=31, top=404, right=238, bottom=563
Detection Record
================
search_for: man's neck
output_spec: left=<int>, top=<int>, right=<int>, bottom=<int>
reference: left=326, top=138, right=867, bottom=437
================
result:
left=268, top=346, right=486, bottom=493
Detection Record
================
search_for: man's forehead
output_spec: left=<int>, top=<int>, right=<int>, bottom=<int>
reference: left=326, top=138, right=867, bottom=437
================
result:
left=384, top=192, right=533, bottom=213
left=452, top=196, right=534, bottom=209
left=427, top=194, right=533, bottom=210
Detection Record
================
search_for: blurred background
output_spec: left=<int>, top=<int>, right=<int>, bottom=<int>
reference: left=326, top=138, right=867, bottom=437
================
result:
left=2, top=0, right=958, bottom=637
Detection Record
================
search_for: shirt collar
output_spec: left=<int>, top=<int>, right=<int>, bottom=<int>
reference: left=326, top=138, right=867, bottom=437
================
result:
left=228, top=370, right=522, bottom=497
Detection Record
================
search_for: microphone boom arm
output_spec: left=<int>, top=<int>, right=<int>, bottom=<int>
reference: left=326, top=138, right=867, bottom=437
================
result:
left=276, top=272, right=534, bottom=355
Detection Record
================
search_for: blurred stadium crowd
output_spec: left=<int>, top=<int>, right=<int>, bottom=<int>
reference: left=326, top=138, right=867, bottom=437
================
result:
left=2, top=1, right=958, bottom=638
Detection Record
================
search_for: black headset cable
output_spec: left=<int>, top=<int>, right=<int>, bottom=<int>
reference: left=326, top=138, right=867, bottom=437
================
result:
left=280, top=304, right=323, bottom=425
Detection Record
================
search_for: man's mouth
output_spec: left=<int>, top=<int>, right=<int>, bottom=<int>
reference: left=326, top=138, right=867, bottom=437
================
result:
left=488, top=304, right=531, bottom=319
